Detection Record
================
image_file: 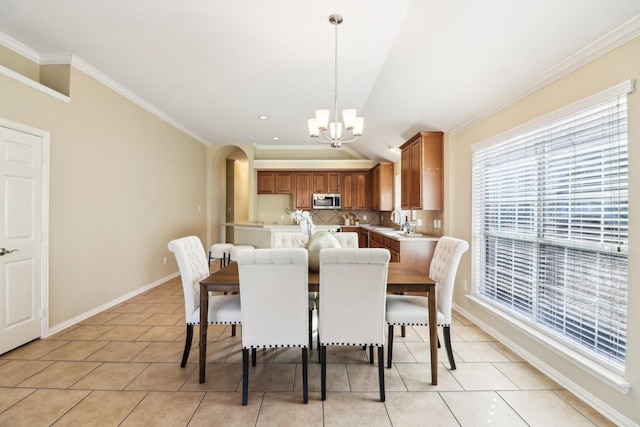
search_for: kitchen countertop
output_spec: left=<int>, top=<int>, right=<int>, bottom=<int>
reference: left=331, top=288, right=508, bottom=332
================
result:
left=226, top=222, right=439, bottom=242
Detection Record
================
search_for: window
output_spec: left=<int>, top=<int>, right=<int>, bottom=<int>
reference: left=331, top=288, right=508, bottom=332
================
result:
left=472, top=81, right=633, bottom=373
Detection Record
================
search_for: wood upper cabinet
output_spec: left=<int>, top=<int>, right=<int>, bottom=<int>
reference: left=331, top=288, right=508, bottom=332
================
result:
left=312, top=172, right=327, bottom=193
left=257, top=171, right=276, bottom=194
left=275, top=172, right=294, bottom=194
left=294, top=172, right=312, bottom=210
left=257, top=171, right=294, bottom=194
left=341, top=172, right=355, bottom=210
left=400, top=131, right=443, bottom=210
left=327, top=172, right=341, bottom=193
left=354, top=171, right=369, bottom=210
left=370, top=162, right=394, bottom=211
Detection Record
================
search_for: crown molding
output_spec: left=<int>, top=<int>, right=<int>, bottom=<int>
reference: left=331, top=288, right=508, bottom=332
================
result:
left=0, top=32, right=40, bottom=62
left=450, top=14, right=640, bottom=135
left=253, top=159, right=375, bottom=170
left=0, top=32, right=209, bottom=146
left=68, top=56, right=209, bottom=145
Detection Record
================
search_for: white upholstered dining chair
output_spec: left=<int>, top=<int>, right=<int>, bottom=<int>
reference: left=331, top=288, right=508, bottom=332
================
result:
left=236, top=248, right=309, bottom=405
left=319, top=247, right=390, bottom=402
left=272, top=231, right=359, bottom=351
left=168, top=236, right=242, bottom=367
left=385, top=236, right=469, bottom=370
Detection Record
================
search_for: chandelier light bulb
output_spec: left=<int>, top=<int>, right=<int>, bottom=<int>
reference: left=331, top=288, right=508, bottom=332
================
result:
left=307, top=14, right=364, bottom=148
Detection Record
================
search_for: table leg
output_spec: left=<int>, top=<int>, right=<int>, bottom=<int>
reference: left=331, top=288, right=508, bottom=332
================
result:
left=428, top=285, right=438, bottom=385
left=199, top=285, right=208, bottom=383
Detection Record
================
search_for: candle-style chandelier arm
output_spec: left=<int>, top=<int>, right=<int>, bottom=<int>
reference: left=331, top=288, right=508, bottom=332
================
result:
left=307, top=13, right=364, bottom=148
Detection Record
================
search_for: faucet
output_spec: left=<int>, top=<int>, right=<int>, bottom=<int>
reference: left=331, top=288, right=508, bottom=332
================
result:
left=391, top=209, right=402, bottom=228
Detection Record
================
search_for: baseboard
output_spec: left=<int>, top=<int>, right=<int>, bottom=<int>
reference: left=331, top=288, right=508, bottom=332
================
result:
left=45, top=271, right=180, bottom=337
left=453, top=297, right=635, bottom=427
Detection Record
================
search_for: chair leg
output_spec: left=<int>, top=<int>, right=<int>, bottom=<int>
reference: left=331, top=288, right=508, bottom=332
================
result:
left=180, top=324, right=194, bottom=368
left=378, top=346, right=385, bottom=402
left=252, top=348, right=257, bottom=366
left=302, top=348, right=309, bottom=404
left=401, top=325, right=406, bottom=337
left=231, top=324, right=236, bottom=337
left=320, top=345, right=327, bottom=401
left=369, top=345, right=374, bottom=363
left=387, top=325, right=394, bottom=369
left=242, top=349, right=249, bottom=405
left=443, top=326, right=456, bottom=370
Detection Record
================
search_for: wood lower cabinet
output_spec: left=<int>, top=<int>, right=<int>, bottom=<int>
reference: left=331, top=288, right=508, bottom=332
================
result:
left=340, top=226, right=368, bottom=248
left=369, top=230, right=437, bottom=275
left=400, top=131, right=443, bottom=210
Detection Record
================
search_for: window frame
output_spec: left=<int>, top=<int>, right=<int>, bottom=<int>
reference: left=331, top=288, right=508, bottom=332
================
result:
left=471, top=80, right=634, bottom=376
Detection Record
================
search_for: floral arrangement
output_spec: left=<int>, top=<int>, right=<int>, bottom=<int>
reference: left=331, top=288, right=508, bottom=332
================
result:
left=285, top=208, right=315, bottom=237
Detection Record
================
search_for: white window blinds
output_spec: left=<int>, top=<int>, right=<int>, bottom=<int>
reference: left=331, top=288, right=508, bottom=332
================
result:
left=472, top=81, right=632, bottom=372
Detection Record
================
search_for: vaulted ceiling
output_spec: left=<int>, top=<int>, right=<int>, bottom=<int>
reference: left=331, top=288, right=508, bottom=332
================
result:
left=1, top=0, right=639, bottom=162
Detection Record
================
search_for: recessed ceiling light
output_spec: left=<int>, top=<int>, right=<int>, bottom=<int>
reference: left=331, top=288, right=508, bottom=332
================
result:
left=389, top=146, right=399, bottom=153
left=258, top=116, right=268, bottom=120
left=272, top=137, right=280, bottom=141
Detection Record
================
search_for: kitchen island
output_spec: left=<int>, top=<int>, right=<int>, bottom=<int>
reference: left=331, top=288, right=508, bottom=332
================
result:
left=227, top=223, right=439, bottom=274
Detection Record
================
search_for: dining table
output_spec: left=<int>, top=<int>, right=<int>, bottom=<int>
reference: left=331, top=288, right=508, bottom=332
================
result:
left=199, top=262, right=437, bottom=384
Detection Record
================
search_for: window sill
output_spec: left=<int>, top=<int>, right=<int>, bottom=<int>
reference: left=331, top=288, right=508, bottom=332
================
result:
left=463, top=294, right=631, bottom=395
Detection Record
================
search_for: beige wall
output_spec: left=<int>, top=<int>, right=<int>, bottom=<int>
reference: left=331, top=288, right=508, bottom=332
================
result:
left=0, top=63, right=207, bottom=328
left=446, top=36, right=640, bottom=424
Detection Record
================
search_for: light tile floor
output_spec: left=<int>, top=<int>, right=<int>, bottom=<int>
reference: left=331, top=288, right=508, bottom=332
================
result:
left=0, top=271, right=616, bottom=426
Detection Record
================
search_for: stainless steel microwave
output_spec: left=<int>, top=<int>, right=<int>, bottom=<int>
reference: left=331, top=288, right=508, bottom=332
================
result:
left=312, top=193, right=341, bottom=210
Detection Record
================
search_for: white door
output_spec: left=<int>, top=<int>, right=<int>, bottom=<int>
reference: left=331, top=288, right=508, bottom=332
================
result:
left=0, top=126, right=43, bottom=355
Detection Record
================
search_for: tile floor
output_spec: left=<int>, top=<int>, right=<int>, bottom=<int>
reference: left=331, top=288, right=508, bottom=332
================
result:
left=0, top=270, right=616, bottom=426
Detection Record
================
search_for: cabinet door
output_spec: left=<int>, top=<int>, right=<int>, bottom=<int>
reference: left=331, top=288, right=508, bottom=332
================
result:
left=294, top=173, right=312, bottom=210
left=422, top=135, right=444, bottom=210
left=409, top=140, right=422, bottom=209
left=401, top=148, right=411, bottom=209
left=371, top=166, right=380, bottom=210
left=354, top=171, right=369, bottom=210
left=312, top=172, right=327, bottom=193
left=257, top=171, right=275, bottom=194
left=327, top=172, right=341, bottom=193
left=276, top=172, right=294, bottom=193
left=341, top=172, right=355, bottom=210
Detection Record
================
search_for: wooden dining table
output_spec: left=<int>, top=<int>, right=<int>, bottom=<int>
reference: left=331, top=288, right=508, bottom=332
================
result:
left=199, top=262, right=437, bottom=385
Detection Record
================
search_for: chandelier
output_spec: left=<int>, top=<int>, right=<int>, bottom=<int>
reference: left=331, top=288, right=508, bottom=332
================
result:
left=307, top=14, right=364, bottom=148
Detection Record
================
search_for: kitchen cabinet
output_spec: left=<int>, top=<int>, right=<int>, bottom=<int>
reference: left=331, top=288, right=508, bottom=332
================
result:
left=327, top=172, right=341, bottom=193
left=354, top=172, right=369, bottom=210
left=342, top=171, right=369, bottom=210
left=276, top=172, right=294, bottom=194
left=294, top=172, right=312, bottom=210
left=257, top=171, right=276, bottom=194
left=312, top=172, right=327, bottom=193
left=341, top=172, right=355, bottom=210
left=257, top=171, right=295, bottom=194
left=400, top=131, right=443, bottom=210
left=370, top=162, right=394, bottom=211
left=369, top=230, right=437, bottom=275
left=340, top=226, right=368, bottom=248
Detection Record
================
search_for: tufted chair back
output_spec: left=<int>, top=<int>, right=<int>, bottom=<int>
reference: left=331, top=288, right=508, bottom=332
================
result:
left=168, top=236, right=210, bottom=324
left=319, top=248, right=390, bottom=346
left=272, top=231, right=358, bottom=249
left=334, top=232, right=359, bottom=248
left=237, top=248, right=309, bottom=348
left=429, top=236, right=469, bottom=325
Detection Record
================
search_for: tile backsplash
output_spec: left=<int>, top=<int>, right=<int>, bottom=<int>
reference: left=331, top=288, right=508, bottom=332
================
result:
left=378, top=210, right=443, bottom=237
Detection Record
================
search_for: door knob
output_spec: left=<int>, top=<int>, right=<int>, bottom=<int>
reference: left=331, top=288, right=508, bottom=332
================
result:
left=0, top=248, right=18, bottom=256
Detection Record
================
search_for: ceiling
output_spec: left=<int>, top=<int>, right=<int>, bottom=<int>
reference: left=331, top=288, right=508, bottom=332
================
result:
left=1, top=0, right=640, bottom=162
